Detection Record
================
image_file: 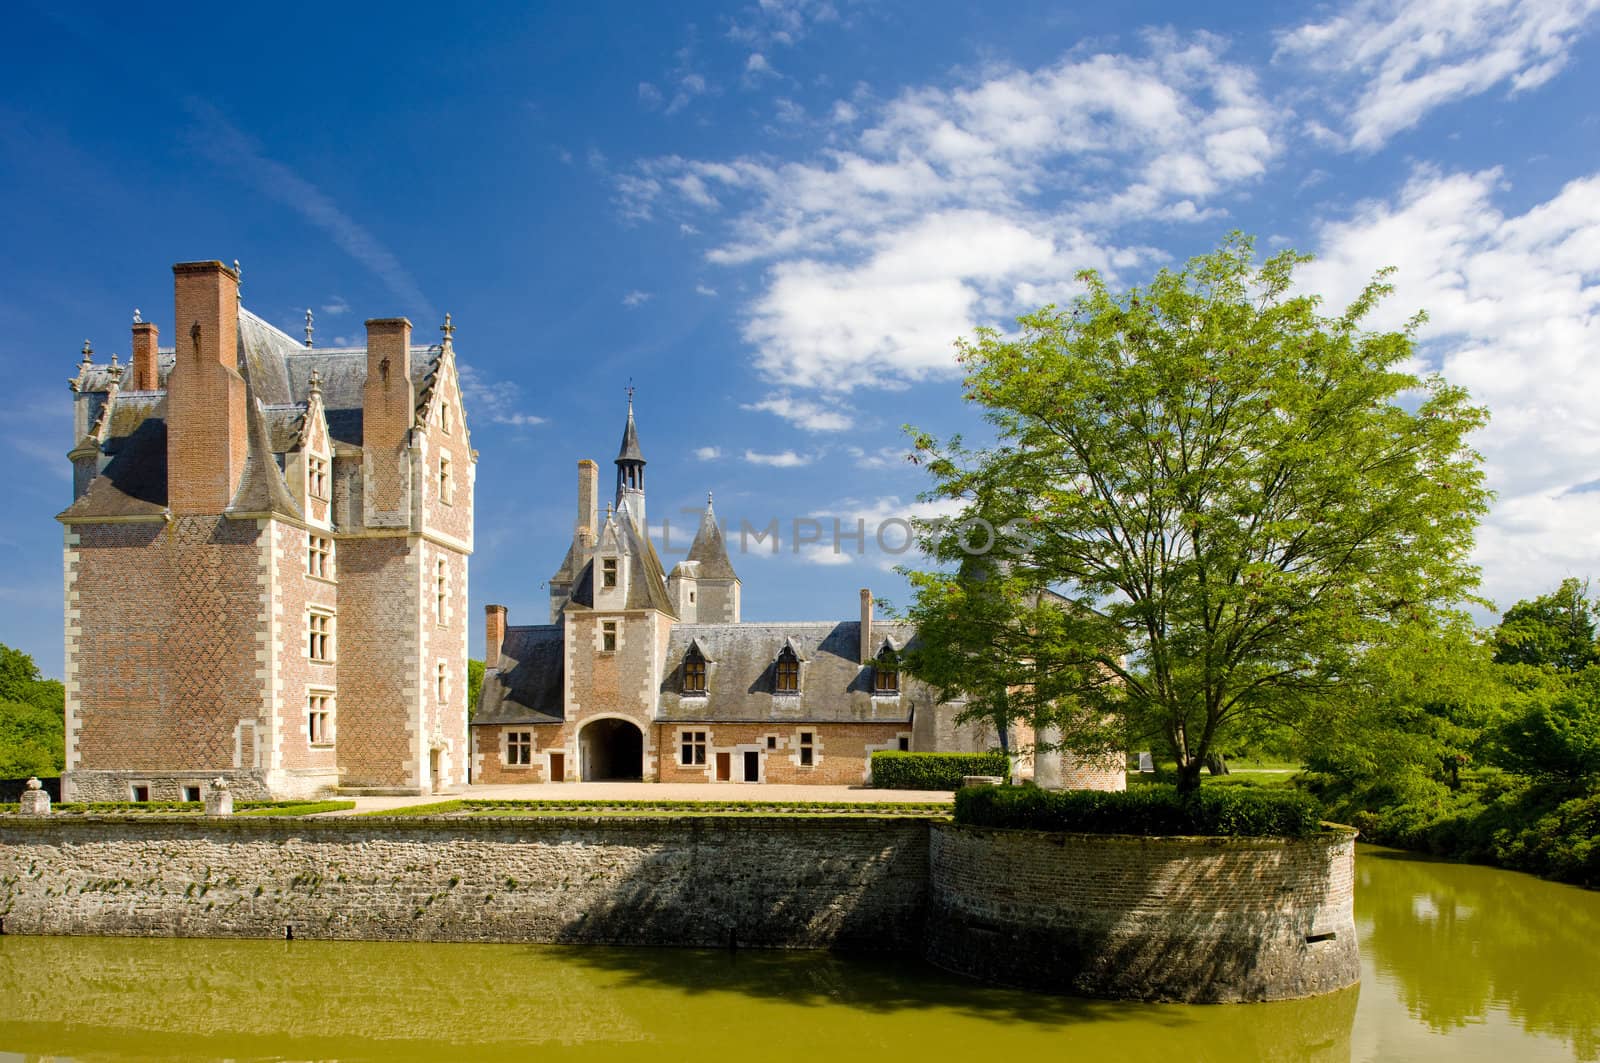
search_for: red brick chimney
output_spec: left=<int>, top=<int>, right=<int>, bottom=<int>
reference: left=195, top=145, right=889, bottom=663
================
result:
left=362, top=318, right=413, bottom=521
left=485, top=604, right=508, bottom=668
left=131, top=319, right=159, bottom=391
left=167, top=261, right=246, bottom=515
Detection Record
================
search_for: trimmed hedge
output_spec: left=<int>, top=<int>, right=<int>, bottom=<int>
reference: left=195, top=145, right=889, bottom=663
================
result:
left=870, top=751, right=1010, bottom=791
left=954, top=783, right=1324, bottom=838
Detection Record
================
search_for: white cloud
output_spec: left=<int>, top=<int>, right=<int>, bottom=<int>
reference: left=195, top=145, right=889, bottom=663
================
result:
left=1277, top=0, right=1600, bottom=150
left=457, top=363, right=548, bottom=429
left=628, top=34, right=1279, bottom=392
left=638, top=82, right=664, bottom=110
left=695, top=283, right=719, bottom=297
left=727, top=0, right=840, bottom=48
left=622, top=290, right=653, bottom=308
left=742, top=392, right=853, bottom=431
left=695, top=446, right=723, bottom=460
left=848, top=445, right=912, bottom=470
left=320, top=297, right=350, bottom=316
left=1301, top=165, right=1600, bottom=611
left=744, top=449, right=812, bottom=467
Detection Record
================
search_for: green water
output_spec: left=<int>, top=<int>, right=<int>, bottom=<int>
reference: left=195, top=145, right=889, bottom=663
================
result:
left=0, top=845, right=1595, bottom=1062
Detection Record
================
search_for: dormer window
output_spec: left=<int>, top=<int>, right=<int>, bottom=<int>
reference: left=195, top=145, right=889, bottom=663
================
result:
left=308, top=455, right=329, bottom=500
left=602, top=558, right=618, bottom=589
left=683, top=646, right=707, bottom=694
left=774, top=646, right=800, bottom=693
left=873, top=646, right=900, bottom=694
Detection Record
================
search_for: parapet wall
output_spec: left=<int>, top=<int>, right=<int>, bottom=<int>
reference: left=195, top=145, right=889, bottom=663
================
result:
left=0, top=814, right=1358, bottom=1002
left=925, top=822, right=1358, bottom=1002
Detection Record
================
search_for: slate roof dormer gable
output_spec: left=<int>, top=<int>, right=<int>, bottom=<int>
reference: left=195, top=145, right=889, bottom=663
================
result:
left=656, top=621, right=923, bottom=723
left=567, top=505, right=678, bottom=618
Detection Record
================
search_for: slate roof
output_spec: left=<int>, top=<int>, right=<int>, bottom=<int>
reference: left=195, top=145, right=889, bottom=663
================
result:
left=656, top=621, right=919, bottom=723
left=616, top=401, right=644, bottom=463
left=683, top=501, right=738, bottom=581
left=475, top=625, right=566, bottom=725
left=567, top=514, right=678, bottom=617
left=60, top=307, right=446, bottom=520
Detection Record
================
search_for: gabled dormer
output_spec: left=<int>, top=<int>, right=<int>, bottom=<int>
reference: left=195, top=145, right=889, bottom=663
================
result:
left=871, top=641, right=901, bottom=696
left=593, top=506, right=630, bottom=612
left=680, top=638, right=713, bottom=697
left=773, top=639, right=805, bottom=695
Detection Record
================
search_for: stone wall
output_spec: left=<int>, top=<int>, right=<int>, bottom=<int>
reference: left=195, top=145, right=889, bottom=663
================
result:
left=0, top=815, right=1358, bottom=1002
left=924, top=823, right=1358, bottom=1003
left=0, top=816, right=928, bottom=952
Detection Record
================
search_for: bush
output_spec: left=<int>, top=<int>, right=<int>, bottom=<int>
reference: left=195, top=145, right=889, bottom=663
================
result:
left=869, top=751, right=1009, bottom=790
left=953, top=783, right=1325, bottom=838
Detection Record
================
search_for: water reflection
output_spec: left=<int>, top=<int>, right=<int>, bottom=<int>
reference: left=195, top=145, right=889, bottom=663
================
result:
left=1357, top=846, right=1600, bottom=1060
left=1, top=845, right=1596, bottom=1062
left=0, top=934, right=1355, bottom=1062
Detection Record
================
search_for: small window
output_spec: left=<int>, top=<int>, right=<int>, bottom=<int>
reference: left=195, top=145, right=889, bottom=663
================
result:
left=775, top=646, right=800, bottom=693
left=681, top=730, right=707, bottom=766
left=442, top=402, right=453, bottom=435
left=799, top=732, right=814, bottom=767
left=131, top=784, right=151, bottom=802
left=308, top=693, right=333, bottom=745
left=181, top=785, right=202, bottom=803
left=507, top=731, right=532, bottom=766
left=766, top=736, right=777, bottom=750
left=308, top=455, right=329, bottom=500
left=308, top=610, right=334, bottom=662
left=439, top=455, right=453, bottom=504
left=683, top=647, right=707, bottom=694
left=689, top=591, right=695, bottom=603
left=308, top=535, right=334, bottom=579
left=602, top=621, right=617, bottom=653
left=898, top=736, right=910, bottom=752
left=436, top=662, right=448, bottom=703
left=435, top=559, right=448, bottom=624
left=873, top=647, right=899, bottom=694
left=602, top=558, right=618, bottom=589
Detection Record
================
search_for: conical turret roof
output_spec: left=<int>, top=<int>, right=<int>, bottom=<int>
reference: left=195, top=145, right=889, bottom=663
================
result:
left=617, top=398, right=645, bottom=464
left=685, top=493, right=738, bottom=580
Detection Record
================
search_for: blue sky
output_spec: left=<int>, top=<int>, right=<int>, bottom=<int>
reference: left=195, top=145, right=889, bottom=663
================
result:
left=3, top=0, right=1599, bottom=677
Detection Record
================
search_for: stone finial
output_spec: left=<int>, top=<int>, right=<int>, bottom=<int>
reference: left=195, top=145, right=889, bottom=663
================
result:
left=707, top=490, right=714, bottom=506
left=305, top=308, right=315, bottom=348
left=205, top=777, right=233, bottom=817
left=308, top=368, right=323, bottom=399
left=19, top=777, right=50, bottom=816
left=441, top=312, right=455, bottom=344
left=110, top=352, right=120, bottom=368
left=133, top=308, right=142, bottom=324
left=81, top=339, right=93, bottom=364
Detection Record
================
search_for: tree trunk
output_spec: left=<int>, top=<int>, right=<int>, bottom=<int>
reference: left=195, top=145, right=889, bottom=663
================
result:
left=1175, top=758, right=1205, bottom=794
left=1205, top=753, right=1230, bottom=776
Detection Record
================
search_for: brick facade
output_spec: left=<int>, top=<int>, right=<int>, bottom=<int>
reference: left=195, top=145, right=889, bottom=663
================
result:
left=60, top=261, right=474, bottom=800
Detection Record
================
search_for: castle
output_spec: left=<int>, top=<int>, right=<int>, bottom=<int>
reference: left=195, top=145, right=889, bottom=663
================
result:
left=58, top=261, right=473, bottom=801
left=472, top=401, right=1016, bottom=785
left=58, top=260, right=1123, bottom=797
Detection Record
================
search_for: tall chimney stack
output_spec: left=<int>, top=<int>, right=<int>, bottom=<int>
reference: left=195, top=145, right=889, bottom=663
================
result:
left=859, top=587, right=873, bottom=663
left=131, top=318, right=159, bottom=391
left=577, top=459, right=598, bottom=546
left=485, top=604, right=508, bottom=669
left=362, top=317, right=414, bottom=523
left=167, top=261, right=246, bottom=515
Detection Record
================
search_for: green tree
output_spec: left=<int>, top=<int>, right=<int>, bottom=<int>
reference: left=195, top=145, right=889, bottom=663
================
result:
left=467, top=658, right=485, bottom=719
left=0, top=644, right=63, bottom=719
left=905, top=234, right=1491, bottom=792
left=0, top=644, right=65, bottom=777
left=1492, top=578, right=1599, bottom=673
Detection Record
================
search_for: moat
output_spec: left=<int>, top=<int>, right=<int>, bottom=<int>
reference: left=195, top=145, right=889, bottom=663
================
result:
left=0, top=845, right=1595, bottom=1062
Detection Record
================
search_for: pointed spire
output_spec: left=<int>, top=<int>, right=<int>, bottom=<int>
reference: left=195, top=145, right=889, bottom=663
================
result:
left=686, top=491, right=738, bottom=580
left=616, top=391, right=644, bottom=463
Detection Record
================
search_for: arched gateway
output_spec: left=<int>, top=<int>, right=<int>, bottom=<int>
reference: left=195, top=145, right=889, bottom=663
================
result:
left=579, top=718, right=644, bottom=781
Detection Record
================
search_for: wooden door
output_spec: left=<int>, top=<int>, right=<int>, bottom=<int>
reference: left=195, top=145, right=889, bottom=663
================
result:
left=715, top=752, right=731, bottom=781
left=549, top=753, right=565, bottom=783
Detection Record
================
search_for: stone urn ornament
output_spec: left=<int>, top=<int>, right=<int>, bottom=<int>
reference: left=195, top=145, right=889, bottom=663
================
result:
left=19, top=777, right=51, bottom=816
left=204, top=777, right=233, bottom=817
